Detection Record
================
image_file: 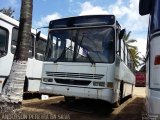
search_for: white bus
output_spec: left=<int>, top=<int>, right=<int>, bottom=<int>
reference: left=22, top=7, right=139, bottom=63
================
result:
left=40, top=15, right=135, bottom=105
left=139, top=0, right=160, bottom=115
left=0, top=13, right=47, bottom=93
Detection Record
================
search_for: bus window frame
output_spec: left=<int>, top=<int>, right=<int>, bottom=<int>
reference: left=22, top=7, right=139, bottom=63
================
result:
left=11, top=27, right=34, bottom=58
left=46, top=26, right=116, bottom=63
left=35, top=37, right=46, bottom=61
left=0, top=26, right=9, bottom=58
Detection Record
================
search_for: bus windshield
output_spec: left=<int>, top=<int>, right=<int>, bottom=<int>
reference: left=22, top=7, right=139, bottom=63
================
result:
left=46, top=27, right=115, bottom=63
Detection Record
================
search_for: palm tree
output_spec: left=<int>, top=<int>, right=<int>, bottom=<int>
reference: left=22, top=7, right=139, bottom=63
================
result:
left=139, top=55, right=146, bottom=72
left=129, top=48, right=141, bottom=70
left=123, top=31, right=140, bottom=71
left=123, top=31, right=137, bottom=49
left=0, top=0, right=33, bottom=104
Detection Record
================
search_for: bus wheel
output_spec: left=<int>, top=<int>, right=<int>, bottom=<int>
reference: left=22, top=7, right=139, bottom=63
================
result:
left=23, top=77, right=28, bottom=92
left=113, top=91, right=121, bottom=108
left=113, top=81, right=123, bottom=108
left=64, top=96, right=75, bottom=104
left=119, top=81, right=124, bottom=102
left=2, top=77, right=8, bottom=89
left=129, top=85, right=134, bottom=98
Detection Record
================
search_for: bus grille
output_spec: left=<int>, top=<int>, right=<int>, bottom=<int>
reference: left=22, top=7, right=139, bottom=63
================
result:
left=54, top=78, right=91, bottom=86
left=46, top=72, right=104, bottom=80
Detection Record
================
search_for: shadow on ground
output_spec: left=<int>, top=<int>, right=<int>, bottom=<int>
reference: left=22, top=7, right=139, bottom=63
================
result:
left=112, top=97, right=146, bottom=120
left=21, top=97, right=145, bottom=120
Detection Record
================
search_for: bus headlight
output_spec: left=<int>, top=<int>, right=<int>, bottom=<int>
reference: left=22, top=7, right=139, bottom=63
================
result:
left=93, top=82, right=99, bottom=86
left=93, top=82, right=105, bottom=87
left=99, top=82, right=105, bottom=87
left=43, top=78, right=53, bottom=82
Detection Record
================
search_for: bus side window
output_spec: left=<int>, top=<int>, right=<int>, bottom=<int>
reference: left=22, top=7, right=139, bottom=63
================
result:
left=35, top=38, right=47, bottom=61
left=11, top=27, right=33, bottom=58
left=121, top=40, right=125, bottom=61
left=116, top=39, right=119, bottom=55
left=0, top=26, right=8, bottom=57
left=125, top=45, right=128, bottom=65
left=11, top=28, right=18, bottom=54
left=127, top=51, right=131, bottom=68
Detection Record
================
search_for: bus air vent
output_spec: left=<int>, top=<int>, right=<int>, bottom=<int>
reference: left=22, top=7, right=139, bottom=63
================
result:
left=46, top=72, right=104, bottom=80
left=54, top=78, right=91, bottom=86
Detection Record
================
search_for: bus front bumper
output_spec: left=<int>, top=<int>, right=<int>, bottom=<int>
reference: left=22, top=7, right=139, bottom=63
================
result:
left=40, top=83, right=113, bottom=103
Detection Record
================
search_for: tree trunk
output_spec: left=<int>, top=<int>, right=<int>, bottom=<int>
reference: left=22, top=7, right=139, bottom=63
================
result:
left=0, top=0, right=33, bottom=103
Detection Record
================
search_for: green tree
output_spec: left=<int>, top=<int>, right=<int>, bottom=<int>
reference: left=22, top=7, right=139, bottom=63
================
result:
left=123, top=31, right=137, bottom=49
left=0, top=0, right=33, bottom=104
left=0, top=7, right=15, bottom=18
left=139, top=55, right=146, bottom=72
left=129, top=48, right=141, bottom=70
left=123, top=31, right=140, bottom=71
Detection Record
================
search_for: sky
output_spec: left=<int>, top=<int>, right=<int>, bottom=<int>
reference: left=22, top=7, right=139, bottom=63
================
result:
left=0, top=0, right=148, bottom=61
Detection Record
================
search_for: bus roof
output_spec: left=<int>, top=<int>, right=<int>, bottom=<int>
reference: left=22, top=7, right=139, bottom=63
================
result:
left=0, top=12, right=47, bottom=40
left=49, top=15, right=116, bottom=29
left=0, top=12, right=19, bottom=27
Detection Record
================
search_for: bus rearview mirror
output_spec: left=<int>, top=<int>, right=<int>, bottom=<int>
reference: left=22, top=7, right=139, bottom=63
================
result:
left=139, top=0, right=152, bottom=15
left=119, top=29, right=126, bottom=40
left=36, top=31, right=41, bottom=41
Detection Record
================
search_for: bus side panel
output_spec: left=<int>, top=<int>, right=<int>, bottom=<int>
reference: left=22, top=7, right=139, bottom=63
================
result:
left=0, top=54, right=13, bottom=93
left=115, top=56, right=135, bottom=102
left=120, top=62, right=135, bottom=98
left=150, top=35, right=160, bottom=88
left=0, top=20, right=14, bottom=93
left=0, top=54, right=13, bottom=78
left=26, top=59, right=43, bottom=92
left=148, top=34, right=160, bottom=114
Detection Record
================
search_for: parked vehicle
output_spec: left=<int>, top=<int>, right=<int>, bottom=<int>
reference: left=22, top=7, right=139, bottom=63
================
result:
left=0, top=13, right=47, bottom=93
left=135, top=72, right=146, bottom=87
left=39, top=15, right=135, bottom=106
left=139, top=0, right=160, bottom=115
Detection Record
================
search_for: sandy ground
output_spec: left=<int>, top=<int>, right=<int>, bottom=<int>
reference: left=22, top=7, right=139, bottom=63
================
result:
left=134, top=87, right=146, bottom=97
left=0, top=87, right=146, bottom=120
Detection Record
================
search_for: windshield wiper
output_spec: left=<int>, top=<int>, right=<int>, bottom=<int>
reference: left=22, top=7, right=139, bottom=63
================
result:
left=85, top=51, right=95, bottom=64
left=54, top=48, right=66, bottom=63
left=77, top=34, right=95, bottom=65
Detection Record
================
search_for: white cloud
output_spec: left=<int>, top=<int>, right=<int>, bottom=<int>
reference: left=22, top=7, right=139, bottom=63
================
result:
left=108, top=4, right=129, bottom=18
left=131, top=36, right=147, bottom=70
left=36, top=12, right=61, bottom=27
left=80, top=2, right=108, bottom=15
left=79, top=0, right=148, bottom=57
left=108, top=0, right=149, bottom=31
left=131, top=37, right=147, bottom=57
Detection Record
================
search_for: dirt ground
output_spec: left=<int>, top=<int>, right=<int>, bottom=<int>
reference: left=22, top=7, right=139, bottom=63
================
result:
left=0, top=87, right=146, bottom=120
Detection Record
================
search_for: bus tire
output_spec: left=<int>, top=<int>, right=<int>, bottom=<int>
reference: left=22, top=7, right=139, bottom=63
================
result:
left=2, top=77, right=8, bottom=89
left=129, top=85, right=134, bottom=98
left=23, top=77, right=28, bottom=92
left=113, top=81, right=124, bottom=108
left=64, top=96, right=75, bottom=103
left=119, top=81, right=124, bottom=101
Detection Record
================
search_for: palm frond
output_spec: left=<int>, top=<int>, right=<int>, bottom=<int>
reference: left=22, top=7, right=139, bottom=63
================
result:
left=126, top=39, right=137, bottom=43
